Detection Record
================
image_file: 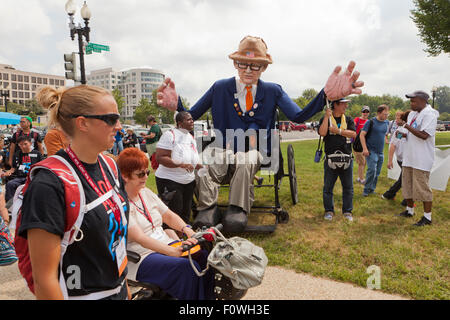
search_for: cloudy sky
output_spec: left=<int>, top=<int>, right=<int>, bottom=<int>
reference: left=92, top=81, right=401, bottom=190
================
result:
left=1, top=0, right=449, bottom=104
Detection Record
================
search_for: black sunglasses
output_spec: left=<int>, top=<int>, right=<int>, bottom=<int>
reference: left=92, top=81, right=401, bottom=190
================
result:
left=236, top=62, right=263, bottom=71
left=135, top=169, right=151, bottom=178
left=71, top=113, right=120, bottom=126
left=362, top=110, right=370, bottom=113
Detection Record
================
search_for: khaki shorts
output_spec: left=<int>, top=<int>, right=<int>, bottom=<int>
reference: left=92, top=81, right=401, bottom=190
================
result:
left=402, top=166, right=433, bottom=202
left=354, top=151, right=366, bottom=166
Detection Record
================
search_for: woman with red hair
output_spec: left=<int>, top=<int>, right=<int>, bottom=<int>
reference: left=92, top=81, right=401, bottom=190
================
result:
left=117, top=148, right=214, bottom=300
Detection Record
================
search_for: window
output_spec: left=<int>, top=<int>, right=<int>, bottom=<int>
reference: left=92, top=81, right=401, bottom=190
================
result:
left=37, top=78, right=42, bottom=84
left=12, top=83, right=17, bottom=89
left=18, top=75, right=23, bottom=82
left=12, top=91, right=17, bottom=98
left=19, top=92, right=24, bottom=98
left=18, top=83, right=23, bottom=90
left=25, top=92, right=30, bottom=99
left=11, top=74, right=16, bottom=81
left=3, top=82, right=8, bottom=88
left=43, top=78, right=48, bottom=84
left=50, top=79, right=54, bottom=85
left=24, top=84, right=29, bottom=90
left=3, top=74, right=8, bottom=80
left=24, top=76, right=29, bottom=82
left=32, top=77, right=36, bottom=83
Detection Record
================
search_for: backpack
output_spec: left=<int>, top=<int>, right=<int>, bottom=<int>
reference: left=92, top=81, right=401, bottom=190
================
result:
left=13, top=153, right=122, bottom=299
left=353, top=118, right=374, bottom=152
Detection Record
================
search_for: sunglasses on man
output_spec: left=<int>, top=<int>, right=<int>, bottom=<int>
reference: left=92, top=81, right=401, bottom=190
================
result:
left=71, top=113, right=121, bottom=126
left=235, top=62, right=263, bottom=71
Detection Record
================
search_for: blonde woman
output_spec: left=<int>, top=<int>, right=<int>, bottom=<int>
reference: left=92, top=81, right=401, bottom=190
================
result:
left=17, top=85, right=130, bottom=300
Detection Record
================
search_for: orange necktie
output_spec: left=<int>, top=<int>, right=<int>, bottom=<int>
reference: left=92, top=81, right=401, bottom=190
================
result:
left=245, top=86, right=253, bottom=112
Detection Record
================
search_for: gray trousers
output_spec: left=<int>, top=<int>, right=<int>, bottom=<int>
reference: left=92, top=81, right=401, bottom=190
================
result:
left=195, top=148, right=262, bottom=213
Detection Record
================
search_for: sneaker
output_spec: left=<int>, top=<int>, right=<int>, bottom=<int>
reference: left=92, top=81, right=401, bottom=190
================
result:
left=343, top=212, right=353, bottom=222
left=381, top=194, right=393, bottom=200
left=400, top=199, right=407, bottom=206
left=398, top=210, right=414, bottom=218
left=413, top=216, right=432, bottom=227
left=360, top=179, right=366, bottom=185
left=324, top=212, right=333, bottom=221
left=356, top=178, right=361, bottom=183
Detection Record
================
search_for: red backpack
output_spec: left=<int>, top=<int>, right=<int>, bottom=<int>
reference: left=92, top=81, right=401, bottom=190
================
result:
left=13, top=153, right=122, bottom=299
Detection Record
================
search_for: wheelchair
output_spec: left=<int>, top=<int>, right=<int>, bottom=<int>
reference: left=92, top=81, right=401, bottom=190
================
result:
left=126, top=224, right=248, bottom=300
left=194, top=110, right=298, bottom=234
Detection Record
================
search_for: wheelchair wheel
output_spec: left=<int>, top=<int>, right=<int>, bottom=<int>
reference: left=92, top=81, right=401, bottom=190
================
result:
left=214, top=270, right=247, bottom=300
left=287, top=144, right=298, bottom=205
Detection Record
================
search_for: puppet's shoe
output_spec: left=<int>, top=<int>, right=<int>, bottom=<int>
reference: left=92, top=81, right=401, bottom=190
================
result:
left=192, top=205, right=221, bottom=230
left=222, top=205, right=248, bottom=234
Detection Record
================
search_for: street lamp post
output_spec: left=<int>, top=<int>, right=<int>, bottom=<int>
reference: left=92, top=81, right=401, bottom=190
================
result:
left=0, top=85, right=10, bottom=113
left=65, top=0, right=92, bottom=84
left=431, top=86, right=437, bottom=109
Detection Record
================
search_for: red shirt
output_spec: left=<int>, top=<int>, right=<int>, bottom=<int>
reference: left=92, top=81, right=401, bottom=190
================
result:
left=354, top=117, right=368, bottom=134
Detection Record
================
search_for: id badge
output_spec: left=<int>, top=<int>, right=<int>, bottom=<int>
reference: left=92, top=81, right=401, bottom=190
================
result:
left=115, top=237, right=128, bottom=277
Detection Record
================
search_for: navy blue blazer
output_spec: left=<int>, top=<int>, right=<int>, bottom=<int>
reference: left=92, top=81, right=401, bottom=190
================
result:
left=177, top=77, right=326, bottom=151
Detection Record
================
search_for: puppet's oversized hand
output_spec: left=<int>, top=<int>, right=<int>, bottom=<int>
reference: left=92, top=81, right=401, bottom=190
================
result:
left=156, top=78, right=178, bottom=111
left=324, top=61, right=364, bottom=101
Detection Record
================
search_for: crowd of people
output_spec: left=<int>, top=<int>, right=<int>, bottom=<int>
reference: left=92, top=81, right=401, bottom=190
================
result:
left=0, top=35, right=441, bottom=300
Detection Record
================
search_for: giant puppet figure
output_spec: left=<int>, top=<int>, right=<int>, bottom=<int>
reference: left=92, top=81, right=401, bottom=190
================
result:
left=157, top=35, right=364, bottom=233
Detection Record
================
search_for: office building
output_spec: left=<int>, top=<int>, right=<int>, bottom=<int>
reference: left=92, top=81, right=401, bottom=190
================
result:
left=86, top=67, right=165, bottom=121
left=0, top=63, right=66, bottom=106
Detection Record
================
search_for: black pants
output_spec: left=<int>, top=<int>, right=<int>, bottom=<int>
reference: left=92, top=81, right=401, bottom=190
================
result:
left=383, top=160, right=402, bottom=199
left=155, top=177, right=196, bottom=224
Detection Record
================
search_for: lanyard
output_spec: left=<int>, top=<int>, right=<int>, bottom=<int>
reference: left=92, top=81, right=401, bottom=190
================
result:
left=129, top=193, right=154, bottom=229
left=66, top=146, right=122, bottom=228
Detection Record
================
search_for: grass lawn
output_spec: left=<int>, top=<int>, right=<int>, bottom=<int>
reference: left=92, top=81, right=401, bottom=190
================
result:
left=146, top=131, right=450, bottom=300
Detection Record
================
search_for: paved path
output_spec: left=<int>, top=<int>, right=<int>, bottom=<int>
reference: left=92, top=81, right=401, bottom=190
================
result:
left=0, top=262, right=407, bottom=300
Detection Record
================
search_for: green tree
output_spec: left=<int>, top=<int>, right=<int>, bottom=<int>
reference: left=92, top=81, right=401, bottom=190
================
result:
left=435, top=86, right=450, bottom=113
left=410, top=0, right=450, bottom=56
left=134, top=90, right=176, bottom=126
left=112, top=88, right=125, bottom=115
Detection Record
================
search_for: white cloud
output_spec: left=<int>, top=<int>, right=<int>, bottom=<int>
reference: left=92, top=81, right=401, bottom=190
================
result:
left=1, top=0, right=448, bottom=105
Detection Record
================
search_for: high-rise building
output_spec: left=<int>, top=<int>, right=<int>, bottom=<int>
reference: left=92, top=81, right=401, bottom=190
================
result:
left=0, top=63, right=66, bottom=106
left=86, top=67, right=165, bottom=121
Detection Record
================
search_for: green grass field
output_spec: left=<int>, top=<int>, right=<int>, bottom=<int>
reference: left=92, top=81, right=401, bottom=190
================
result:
left=146, top=131, right=450, bottom=300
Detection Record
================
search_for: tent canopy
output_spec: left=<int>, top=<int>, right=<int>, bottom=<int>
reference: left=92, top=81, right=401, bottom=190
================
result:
left=0, top=112, right=21, bottom=125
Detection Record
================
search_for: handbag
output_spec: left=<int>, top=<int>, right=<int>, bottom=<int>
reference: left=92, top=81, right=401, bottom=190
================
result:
left=314, top=136, right=323, bottom=163
left=188, top=227, right=268, bottom=290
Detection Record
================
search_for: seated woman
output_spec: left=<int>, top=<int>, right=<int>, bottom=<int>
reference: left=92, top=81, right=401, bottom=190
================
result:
left=116, top=148, right=214, bottom=300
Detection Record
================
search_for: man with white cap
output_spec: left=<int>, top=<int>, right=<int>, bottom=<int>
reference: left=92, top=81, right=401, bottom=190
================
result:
left=400, top=90, right=438, bottom=226
left=156, top=35, right=364, bottom=233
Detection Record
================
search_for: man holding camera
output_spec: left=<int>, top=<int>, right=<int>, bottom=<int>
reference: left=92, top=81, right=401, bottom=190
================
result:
left=318, top=98, right=356, bottom=222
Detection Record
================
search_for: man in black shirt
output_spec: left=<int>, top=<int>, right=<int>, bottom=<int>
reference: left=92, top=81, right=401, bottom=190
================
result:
left=3, top=135, right=43, bottom=201
left=8, top=116, right=43, bottom=167
left=318, top=98, right=356, bottom=222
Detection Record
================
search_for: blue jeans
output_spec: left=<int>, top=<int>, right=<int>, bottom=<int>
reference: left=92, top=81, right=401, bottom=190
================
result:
left=113, top=140, right=124, bottom=155
left=364, top=151, right=384, bottom=195
left=323, top=160, right=354, bottom=213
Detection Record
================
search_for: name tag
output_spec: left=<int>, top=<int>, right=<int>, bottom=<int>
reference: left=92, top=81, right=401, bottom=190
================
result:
left=115, top=237, right=128, bottom=277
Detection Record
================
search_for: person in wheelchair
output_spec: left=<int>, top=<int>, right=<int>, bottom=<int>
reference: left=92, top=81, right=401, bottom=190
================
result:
left=3, top=135, right=43, bottom=202
left=156, top=35, right=364, bottom=233
left=116, top=148, right=215, bottom=300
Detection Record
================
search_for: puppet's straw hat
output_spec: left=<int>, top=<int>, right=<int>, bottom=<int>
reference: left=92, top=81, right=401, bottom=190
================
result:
left=228, top=35, right=273, bottom=65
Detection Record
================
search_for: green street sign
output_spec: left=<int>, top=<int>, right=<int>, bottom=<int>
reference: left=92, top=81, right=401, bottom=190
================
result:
left=86, top=43, right=110, bottom=52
